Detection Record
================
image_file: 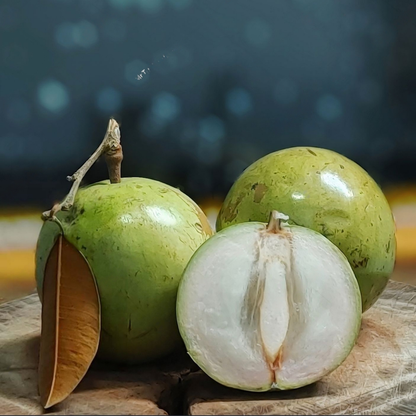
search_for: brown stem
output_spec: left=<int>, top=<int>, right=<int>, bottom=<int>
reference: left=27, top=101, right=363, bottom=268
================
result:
left=266, top=210, right=290, bottom=233
left=266, top=211, right=282, bottom=233
left=105, top=146, right=123, bottom=184
left=42, top=118, right=122, bottom=221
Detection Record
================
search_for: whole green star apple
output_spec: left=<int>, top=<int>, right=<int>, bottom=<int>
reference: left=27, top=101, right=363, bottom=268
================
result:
left=216, top=147, right=396, bottom=311
left=36, top=119, right=213, bottom=364
left=36, top=178, right=213, bottom=364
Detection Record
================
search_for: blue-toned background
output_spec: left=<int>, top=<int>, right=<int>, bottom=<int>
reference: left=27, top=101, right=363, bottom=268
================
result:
left=2, top=0, right=416, bottom=303
left=2, top=0, right=416, bottom=209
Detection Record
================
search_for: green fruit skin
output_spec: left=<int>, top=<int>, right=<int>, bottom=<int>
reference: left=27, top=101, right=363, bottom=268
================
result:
left=216, top=147, right=396, bottom=312
left=36, top=178, right=213, bottom=364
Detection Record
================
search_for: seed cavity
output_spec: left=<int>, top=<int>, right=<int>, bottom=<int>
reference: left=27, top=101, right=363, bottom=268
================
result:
left=240, top=240, right=265, bottom=351
left=241, top=225, right=292, bottom=377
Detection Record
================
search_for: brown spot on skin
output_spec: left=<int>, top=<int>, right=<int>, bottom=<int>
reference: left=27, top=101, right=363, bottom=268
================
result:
left=307, top=148, right=317, bottom=156
left=221, top=192, right=247, bottom=223
left=253, top=183, right=268, bottom=203
left=352, top=257, right=369, bottom=268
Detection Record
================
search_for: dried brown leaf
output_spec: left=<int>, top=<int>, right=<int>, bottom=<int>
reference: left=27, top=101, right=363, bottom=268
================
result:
left=38, top=235, right=101, bottom=409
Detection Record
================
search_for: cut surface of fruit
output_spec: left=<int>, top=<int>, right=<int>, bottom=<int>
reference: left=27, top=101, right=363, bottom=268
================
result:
left=177, top=212, right=362, bottom=391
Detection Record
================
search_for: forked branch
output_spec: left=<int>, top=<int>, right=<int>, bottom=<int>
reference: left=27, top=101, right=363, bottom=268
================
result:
left=42, top=118, right=123, bottom=221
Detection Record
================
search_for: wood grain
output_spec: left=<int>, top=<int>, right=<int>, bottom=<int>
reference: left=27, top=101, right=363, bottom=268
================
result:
left=0, top=294, right=188, bottom=415
left=186, top=281, right=416, bottom=415
left=0, top=281, right=415, bottom=415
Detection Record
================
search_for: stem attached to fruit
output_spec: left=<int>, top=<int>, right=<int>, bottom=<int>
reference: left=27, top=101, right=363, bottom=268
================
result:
left=42, top=118, right=123, bottom=221
left=105, top=145, right=123, bottom=184
left=266, top=211, right=283, bottom=233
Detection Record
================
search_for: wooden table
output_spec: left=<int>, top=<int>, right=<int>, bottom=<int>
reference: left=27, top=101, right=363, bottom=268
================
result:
left=1, top=281, right=415, bottom=415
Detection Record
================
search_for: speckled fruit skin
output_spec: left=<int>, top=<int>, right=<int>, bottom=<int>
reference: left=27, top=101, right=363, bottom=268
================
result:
left=216, top=147, right=396, bottom=312
left=36, top=178, right=213, bottom=364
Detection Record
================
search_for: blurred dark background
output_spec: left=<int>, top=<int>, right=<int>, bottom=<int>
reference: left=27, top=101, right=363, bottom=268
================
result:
left=2, top=0, right=416, bottom=209
left=2, top=0, right=416, bottom=302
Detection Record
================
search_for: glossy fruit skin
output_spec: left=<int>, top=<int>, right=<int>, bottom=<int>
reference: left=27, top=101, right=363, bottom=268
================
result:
left=216, top=147, right=396, bottom=312
left=36, top=178, right=213, bottom=364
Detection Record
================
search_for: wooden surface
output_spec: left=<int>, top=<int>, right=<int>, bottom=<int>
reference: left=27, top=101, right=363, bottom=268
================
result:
left=186, top=281, right=416, bottom=415
left=1, top=281, right=416, bottom=415
left=0, top=294, right=193, bottom=415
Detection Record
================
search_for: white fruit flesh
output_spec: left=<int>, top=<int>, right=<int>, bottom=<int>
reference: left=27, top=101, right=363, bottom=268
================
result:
left=177, top=220, right=362, bottom=392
